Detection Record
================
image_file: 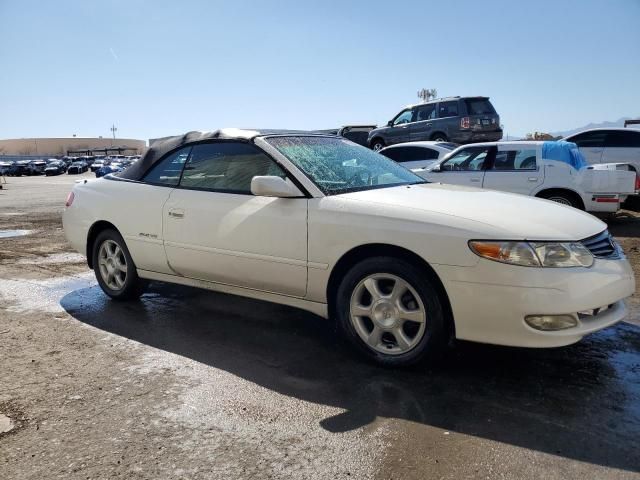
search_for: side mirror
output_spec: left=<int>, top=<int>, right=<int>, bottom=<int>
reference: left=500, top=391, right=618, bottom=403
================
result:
left=431, top=164, right=441, bottom=172
left=251, top=176, right=303, bottom=198
left=387, top=120, right=393, bottom=127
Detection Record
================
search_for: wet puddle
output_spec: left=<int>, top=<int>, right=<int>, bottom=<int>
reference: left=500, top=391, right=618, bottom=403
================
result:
left=0, top=229, right=31, bottom=239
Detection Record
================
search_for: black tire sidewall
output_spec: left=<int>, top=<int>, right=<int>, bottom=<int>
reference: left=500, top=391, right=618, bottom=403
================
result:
left=92, top=229, right=145, bottom=300
left=336, top=257, right=446, bottom=367
left=371, top=140, right=385, bottom=151
left=542, top=193, right=576, bottom=208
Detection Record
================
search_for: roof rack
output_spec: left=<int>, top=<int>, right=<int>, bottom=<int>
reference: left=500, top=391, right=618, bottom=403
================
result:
left=624, top=119, right=640, bottom=128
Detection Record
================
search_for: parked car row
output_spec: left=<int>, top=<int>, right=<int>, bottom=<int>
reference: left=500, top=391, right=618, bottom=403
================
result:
left=0, top=155, right=141, bottom=177
left=372, top=122, right=640, bottom=214
left=63, top=129, right=635, bottom=367
left=340, top=97, right=639, bottom=179
left=0, top=159, right=53, bottom=176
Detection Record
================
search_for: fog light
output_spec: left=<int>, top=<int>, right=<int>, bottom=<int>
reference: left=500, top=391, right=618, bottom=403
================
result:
left=525, top=314, right=578, bottom=331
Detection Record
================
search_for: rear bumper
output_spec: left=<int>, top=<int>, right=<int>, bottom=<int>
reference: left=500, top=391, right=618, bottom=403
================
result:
left=453, top=129, right=503, bottom=144
left=434, top=257, right=635, bottom=348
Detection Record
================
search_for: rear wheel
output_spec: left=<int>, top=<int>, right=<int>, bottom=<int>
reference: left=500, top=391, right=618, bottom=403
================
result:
left=92, top=229, right=147, bottom=300
left=336, top=256, right=447, bottom=367
left=431, top=133, right=448, bottom=142
left=538, top=191, right=580, bottom=209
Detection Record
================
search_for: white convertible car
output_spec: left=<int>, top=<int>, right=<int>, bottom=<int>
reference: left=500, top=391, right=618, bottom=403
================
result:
left=63, top=130, right=635, bottom=366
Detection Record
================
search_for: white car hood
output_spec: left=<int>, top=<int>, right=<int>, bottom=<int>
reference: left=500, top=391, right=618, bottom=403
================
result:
left=337, top=183, right=606, bottom=241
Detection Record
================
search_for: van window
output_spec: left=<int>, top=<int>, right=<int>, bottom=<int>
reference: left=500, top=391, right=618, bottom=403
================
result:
left=464, top=99, right=496, bottom=115
left=438, top=101, right=459, bottom=118
left=392, top=110, right=414, bottom=126
left=416, top=104, right=437, bottom=121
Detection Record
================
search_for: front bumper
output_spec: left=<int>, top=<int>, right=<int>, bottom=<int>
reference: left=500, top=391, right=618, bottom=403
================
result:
left=434, top=257, right=635, bottom=348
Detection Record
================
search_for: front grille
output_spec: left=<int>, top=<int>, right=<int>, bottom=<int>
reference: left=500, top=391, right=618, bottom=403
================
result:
left=581, top=230, right=619, bottom=259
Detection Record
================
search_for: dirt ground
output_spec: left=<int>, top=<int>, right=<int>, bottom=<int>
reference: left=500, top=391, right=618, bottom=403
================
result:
left=1, top=173, right=639, bottom=479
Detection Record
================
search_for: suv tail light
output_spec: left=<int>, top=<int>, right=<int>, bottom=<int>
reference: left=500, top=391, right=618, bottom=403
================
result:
left=65, top=191, right=75, bottom=207
left=460, top=117, right=470, bottom=129
left=635, top=173, right=640, bottom=192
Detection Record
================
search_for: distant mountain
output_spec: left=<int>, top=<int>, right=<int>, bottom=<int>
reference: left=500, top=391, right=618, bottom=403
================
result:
left=549, top=117, right=639, bottom=138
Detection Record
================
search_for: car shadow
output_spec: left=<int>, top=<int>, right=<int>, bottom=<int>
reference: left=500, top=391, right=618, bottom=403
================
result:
left=60, top=282, right=640, bottom=473
left=609, top=212, right=640, bottom=239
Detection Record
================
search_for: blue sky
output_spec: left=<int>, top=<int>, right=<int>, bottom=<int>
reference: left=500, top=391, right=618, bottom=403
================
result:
left=1, top=0, right=638, bottom=141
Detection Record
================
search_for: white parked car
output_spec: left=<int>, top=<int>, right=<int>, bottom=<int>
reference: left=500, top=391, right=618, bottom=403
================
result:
left=379, top=141, right=457, bottom=173
left=412, top=141, right=639, bottom=213
left=63, top=130, right=635, bottom=366
left=564, top=128, right=640, bottom=172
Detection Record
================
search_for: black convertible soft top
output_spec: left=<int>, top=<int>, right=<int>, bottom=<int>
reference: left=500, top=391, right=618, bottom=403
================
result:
left=116, top=128, right=319, bottom=181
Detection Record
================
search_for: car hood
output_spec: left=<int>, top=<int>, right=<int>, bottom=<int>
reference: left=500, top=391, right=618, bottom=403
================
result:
left=337, top=183, right=605, bottom=241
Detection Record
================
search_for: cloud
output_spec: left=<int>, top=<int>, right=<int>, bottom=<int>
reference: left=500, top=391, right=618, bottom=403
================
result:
left=109, top=47, right=119, bottom=62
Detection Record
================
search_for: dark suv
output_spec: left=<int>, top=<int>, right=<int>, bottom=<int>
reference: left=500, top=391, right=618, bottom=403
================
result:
left=367, top=96, right=502, bottom=150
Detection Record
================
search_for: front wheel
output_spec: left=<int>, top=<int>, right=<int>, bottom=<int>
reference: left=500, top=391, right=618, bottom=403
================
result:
left=336, top=257, right=447, bottom=367
left=370, top=139, right=385, bottom=151
left=92, top=229, right=147, bottom=300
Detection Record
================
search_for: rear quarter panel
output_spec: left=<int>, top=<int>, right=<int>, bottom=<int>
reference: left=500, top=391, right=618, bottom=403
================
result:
left=63, top=178, right=174, bottom=274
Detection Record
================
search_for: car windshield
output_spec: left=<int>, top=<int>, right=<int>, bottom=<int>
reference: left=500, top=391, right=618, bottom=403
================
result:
left=266, top=136, right=427, bottom=195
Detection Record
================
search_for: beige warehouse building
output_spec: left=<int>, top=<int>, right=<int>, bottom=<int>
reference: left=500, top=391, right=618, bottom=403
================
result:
left=0, top=137, right=146, bottom=156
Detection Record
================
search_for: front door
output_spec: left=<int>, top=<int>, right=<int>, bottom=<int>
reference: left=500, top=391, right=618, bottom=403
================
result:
left=482, top=145, right=543, bottom=195
left=385, top=108, right=414, bottom=145
left=409, top=103, right=437, bottom=141
left=162, top=142, right=308, bottom=297
left=424, top=146, right=494, bottom=187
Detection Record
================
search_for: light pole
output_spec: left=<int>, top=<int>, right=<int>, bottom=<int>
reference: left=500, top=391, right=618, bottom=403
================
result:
left=110, top=124, right=117, bottom=146
left=417, top=88, right=437, bottom=103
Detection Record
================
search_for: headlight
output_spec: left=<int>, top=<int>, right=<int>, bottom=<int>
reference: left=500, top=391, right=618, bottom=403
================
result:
left=469, top=241, right=594, bottom=268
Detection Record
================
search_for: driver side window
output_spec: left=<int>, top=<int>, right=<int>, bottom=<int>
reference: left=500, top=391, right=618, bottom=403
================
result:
left=393, top=109, right=414, bottom=126
left=441, top=147, right=492, bottom=171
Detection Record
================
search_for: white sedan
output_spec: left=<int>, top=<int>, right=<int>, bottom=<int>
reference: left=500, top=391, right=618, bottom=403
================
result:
left=63, top=130, right=635, bottom=366
left=405, top=141, right=639, bottom=213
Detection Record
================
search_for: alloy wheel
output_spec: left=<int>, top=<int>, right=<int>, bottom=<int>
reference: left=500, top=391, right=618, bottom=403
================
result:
left=349, top=273, right=426, bottom=355
left=98, top=239, right=128, bottom=291
left=548, top=196, right=573, bottom=207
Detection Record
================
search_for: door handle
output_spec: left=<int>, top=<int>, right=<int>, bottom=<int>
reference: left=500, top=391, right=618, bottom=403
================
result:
left=528, top=177, right=539, bottom=182
left=168, top=209, right=185, bottom=219
left=470, top=178, right=481, bottom=182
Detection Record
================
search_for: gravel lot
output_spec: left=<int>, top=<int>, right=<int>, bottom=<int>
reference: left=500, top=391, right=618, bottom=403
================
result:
left=1, top=173, right=639, bottom=479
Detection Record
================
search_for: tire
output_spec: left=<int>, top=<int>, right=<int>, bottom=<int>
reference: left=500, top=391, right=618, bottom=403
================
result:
left=92, top=229, right=147, bottom=300
left=335, top=256, right=447, bottom=367
left=538, top=191, right=580, bottom=209
left=431, top=133, right=448, bottom=142
left=370, top=139, right=385, bottom=151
